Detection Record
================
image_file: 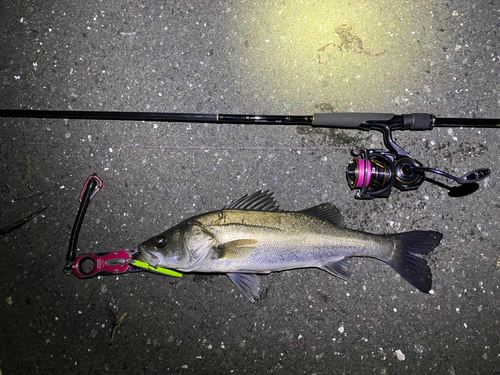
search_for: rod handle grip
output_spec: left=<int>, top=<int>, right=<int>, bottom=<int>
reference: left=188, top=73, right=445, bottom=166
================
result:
left=313, top=113, right=395, bottom=128
left=313, top=112, right=433, bottom=130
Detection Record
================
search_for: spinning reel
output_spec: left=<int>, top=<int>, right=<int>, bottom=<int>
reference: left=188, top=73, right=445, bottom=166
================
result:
left=345, top=122, right=491, bottom=199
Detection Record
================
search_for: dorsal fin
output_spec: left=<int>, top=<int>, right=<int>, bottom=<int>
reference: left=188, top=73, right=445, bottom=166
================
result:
left=300, top=203, right=344, bottom=226
left=224, top=190, right=282, bottom=212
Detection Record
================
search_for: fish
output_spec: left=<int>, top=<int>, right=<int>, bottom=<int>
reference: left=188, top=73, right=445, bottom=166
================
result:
left=135, top=191, right=442, bottom=302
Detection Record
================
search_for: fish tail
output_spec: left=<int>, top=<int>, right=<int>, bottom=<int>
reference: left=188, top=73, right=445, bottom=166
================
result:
left=383, top=231, right=442, bottom=293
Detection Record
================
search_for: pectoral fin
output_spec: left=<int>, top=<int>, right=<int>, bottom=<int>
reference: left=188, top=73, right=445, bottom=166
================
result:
left=214, top=239, right=258, bottom=259
left=227, top=273, right=260, bottom=302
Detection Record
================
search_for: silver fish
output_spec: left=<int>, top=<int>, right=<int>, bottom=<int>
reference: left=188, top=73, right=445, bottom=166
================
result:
left=135, top=191, right=442, bottom=302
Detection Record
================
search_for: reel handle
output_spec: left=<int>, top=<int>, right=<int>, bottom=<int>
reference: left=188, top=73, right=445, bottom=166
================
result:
left=457, top=168, right=491, bottom=184
left=405, top=165, right=491, bottom=184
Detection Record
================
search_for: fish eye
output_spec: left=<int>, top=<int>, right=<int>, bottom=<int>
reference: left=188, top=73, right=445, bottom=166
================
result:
left=155, top=236, right=166, bottom=248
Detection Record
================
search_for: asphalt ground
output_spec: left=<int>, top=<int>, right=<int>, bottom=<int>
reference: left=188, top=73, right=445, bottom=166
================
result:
left=0, top=0, right=499, bottom=374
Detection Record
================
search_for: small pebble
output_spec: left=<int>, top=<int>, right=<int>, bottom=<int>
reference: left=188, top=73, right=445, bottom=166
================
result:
left=395, top=349, right=405, bottom=361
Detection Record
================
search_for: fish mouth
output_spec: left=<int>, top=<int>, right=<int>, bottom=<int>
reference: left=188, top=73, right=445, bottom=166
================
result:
left=137, top=245, right=160, bottom=267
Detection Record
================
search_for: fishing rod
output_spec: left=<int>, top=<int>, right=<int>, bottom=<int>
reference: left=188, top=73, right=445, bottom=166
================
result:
left=1, top=109, right=498, bottom=199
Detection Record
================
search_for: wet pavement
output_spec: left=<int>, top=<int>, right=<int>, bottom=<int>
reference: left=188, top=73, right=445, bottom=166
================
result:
left=1, top=0, right=499, bottom=373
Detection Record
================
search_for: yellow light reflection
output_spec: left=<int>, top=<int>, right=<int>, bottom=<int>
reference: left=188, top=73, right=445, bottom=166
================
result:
left=233, top=0, right=432, bottom=111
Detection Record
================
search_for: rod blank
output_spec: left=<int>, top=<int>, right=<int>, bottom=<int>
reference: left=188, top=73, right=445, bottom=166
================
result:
left=0, top=109, right=499, bottom=129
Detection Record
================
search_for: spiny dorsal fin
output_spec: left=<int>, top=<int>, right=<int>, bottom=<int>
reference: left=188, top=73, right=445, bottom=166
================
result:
left=224, top=190, right=282, bottom=212
left=300, top=203, right=344, bottom=226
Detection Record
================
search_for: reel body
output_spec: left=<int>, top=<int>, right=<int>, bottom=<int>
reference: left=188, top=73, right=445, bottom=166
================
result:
left=347, top=148, right=424, bottom=199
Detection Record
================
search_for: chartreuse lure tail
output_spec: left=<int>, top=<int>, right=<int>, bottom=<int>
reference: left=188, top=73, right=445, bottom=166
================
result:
left=129, top=258, right=182, bottom=277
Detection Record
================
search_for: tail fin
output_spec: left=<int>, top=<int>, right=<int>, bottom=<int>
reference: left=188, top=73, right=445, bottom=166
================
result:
left=384, top=231, right=442, bottom=293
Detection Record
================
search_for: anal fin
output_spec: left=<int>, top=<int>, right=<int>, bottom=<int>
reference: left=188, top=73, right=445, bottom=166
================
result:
left=227, top=273, right=260, bottom=302
left=322, top=258, right=351, bottom=280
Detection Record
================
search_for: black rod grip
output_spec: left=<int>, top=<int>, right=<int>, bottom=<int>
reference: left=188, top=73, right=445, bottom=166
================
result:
left=402, top=113, right=433, bottom=130
left=312, top=112, right=395, bottom=128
